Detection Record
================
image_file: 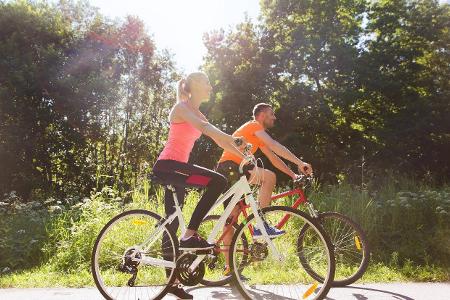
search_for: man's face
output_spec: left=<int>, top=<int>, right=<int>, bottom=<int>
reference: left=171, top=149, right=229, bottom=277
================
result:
left=261, top=108, right=276, bottom=128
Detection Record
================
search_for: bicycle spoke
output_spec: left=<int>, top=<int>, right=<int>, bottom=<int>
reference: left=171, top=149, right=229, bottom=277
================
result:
left=231, top=207, right=334, bottom=300
left=312, top=212, right=370, bottom=286
left=92, top=210, right=177, bottom=300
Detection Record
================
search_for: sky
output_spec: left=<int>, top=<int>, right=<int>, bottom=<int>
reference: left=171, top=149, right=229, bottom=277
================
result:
left=86, top=0, right=449, bottom=73
left=89, top=0, right=261, bottom=73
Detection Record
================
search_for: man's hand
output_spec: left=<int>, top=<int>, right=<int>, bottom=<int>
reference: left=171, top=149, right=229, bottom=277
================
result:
left=290, top=172, right=298, bottom=180
left=298, top=162, right=313, bottom=176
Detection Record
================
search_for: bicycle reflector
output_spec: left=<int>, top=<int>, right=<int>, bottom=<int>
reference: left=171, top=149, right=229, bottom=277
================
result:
left=303, top=282, right=319, bottom=299
left=132, top=219, right=148, bottom=225
left=354, top=235, right=362, bottom=251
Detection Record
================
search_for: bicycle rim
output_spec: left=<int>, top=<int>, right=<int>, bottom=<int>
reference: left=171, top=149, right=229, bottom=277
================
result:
left=298, top=212, right=370, bottom=286
left=91, top=209, right=177, bottom=300
left=230, top=206, right=335, bottom=300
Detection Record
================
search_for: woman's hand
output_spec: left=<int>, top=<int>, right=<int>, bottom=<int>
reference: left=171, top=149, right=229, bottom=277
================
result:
left=233, top=136, right=248, bottom=150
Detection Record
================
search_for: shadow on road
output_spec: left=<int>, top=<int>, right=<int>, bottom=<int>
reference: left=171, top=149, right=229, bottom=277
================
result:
left=185, top=285, right=241, bottom=299
left=186, top=285, right=297, bottom=300
left=186, top=284, right=417, bottom=300
left=325, top=285, right=415, bottom=300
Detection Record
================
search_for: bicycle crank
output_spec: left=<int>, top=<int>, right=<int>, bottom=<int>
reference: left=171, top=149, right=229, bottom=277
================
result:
left=176, top=253, right=205, bottom=286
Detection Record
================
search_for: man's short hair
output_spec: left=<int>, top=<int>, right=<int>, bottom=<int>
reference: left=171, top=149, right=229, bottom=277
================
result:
left=253, top=103, right=272, bottom=118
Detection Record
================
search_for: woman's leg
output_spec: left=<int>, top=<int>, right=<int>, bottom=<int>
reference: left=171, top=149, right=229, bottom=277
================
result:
left=162, top=186, right=185, bottom=277
left=153, top=160, right=228, bottom=249
left=185, top=165, right=227, bottom=231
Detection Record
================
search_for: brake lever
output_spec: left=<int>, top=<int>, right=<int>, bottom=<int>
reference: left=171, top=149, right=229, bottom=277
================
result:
left=294, top=174, right=313, bottom=187
left=243, top=143, right=252, bottom=155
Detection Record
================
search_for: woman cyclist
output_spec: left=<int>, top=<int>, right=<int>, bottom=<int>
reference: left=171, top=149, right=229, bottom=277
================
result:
left=152, top=72, right=245, bottom=299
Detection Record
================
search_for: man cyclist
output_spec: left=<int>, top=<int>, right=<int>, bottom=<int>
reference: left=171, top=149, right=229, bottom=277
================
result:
left=216, top=102, right=313, bottom=276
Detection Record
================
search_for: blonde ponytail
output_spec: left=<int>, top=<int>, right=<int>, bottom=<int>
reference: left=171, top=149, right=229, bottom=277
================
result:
left=177, top=78, right=190, bottom=102
left=177, top=72, right=207, bottom=102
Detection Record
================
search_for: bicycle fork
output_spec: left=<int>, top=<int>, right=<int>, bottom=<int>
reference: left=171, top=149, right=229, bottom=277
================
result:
left=306, top=202, right=319, bottom=218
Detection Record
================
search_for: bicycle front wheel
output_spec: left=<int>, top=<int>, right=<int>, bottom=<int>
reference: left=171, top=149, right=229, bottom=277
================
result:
left=91, top=209, right=178, bottom=300
left=230, top=206, right=335, bottom=300
left=298, top=211, right=370, bottom=286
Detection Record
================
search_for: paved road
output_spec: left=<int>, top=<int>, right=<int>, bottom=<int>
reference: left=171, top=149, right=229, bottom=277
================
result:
left=0, top=283, right=449, bottom=300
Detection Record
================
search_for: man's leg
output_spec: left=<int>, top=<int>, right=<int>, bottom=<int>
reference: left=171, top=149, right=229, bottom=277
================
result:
left=222, top=205, right=240, bottom=274
left=222, top=167, right=277, bottom=273
left=247, top=166, right=284, bottom=238
left=248, top=167, right=276, bottom=208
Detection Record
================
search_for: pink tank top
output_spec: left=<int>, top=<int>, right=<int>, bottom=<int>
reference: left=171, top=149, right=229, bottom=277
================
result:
left=158, top=122, right=202, bottom=163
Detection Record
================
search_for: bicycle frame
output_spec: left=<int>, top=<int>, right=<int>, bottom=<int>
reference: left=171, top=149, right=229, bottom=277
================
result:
left=138, top=173, right=284, bottom=271
left=271, top=187, right=319, bottom=226
left=213, top=185, right=318, bottom=250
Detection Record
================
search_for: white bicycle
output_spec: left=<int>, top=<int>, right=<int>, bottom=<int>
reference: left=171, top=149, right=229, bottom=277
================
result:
left=91, top=149, right=335, bottom=300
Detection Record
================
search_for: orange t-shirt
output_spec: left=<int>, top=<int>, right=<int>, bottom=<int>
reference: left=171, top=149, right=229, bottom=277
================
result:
left=219, top=121, right=265, bottom=164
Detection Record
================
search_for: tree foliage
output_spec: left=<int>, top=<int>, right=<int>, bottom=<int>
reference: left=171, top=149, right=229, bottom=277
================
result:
left=0, top=0, right=178, bottom=199
left=200, top=0, right=449, bottom=184
left=0, top=0, right=449, bottom=201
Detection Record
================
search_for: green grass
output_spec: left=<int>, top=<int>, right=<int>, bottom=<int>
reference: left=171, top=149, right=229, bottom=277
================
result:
left=0, top=265, right=93, bottom=288
left=0, top=177, right=449, bottom=287
left=0, top=262, right=447, bottom=288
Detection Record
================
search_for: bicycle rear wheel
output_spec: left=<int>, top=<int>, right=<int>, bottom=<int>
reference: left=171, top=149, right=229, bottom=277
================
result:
left=298, top=211, right=370, bottom=286
left=91, top=209, right=178, bottom=300
left=230, top=206, right=335, bottom=300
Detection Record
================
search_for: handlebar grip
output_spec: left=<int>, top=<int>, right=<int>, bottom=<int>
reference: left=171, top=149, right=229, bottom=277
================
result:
left=239, top=155, right=253, bottom=174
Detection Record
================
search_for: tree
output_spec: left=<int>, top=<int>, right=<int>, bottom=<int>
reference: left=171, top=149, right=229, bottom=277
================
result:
left=0, top=0, right=178, bottom=200
left=201, top=0, right=450, bottom=183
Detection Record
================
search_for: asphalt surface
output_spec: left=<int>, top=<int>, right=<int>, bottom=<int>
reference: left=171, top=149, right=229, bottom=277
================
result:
left=0, top=283, right=449, bottom=300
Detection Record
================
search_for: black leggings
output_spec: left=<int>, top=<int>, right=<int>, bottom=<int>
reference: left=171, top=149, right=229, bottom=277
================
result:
left=154, top=160, right=227, bottom=277
left=153, top=159, right=228, bottom=232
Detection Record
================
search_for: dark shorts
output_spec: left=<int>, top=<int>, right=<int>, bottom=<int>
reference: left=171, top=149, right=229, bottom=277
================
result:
left=215, top=160, right=254, bottom=208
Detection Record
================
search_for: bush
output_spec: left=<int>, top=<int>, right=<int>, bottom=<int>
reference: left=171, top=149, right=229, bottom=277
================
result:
left=0, top=191, right=50, bottom=270
left=1, top=177, right=448, bottom=278
left=306, top=178, right=450, bottom=267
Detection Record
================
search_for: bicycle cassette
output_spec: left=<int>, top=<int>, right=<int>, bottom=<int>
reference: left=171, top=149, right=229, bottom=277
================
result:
left=250, top=241, right=268, bottom=261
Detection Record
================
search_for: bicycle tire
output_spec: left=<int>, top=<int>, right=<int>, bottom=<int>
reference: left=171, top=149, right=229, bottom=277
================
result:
left=199, top=215, right=249, bottom=287
left=230, top=206, right=335, bottom=300
left=298, top=211, right=370, bottom=287
left=91, top=209, right=178, bottom=300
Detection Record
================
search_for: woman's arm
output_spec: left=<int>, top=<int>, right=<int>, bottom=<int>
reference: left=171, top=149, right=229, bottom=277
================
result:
left=174, top=103, right=245, bottom=159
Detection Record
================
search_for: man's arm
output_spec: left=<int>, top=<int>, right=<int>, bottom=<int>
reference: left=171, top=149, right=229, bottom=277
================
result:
left=255, top=130, right=313, bottom=175
left=260, top=146, right=296, bottom=179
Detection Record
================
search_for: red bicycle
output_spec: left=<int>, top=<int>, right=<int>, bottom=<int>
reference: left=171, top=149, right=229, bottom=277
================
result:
left=198, top=175, right=370, bottom=287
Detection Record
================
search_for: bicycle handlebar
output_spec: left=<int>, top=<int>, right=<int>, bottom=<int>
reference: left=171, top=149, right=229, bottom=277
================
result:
left=239, top=143, right=255, bottom=174
left=293, top=174, right=314, bottom=187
